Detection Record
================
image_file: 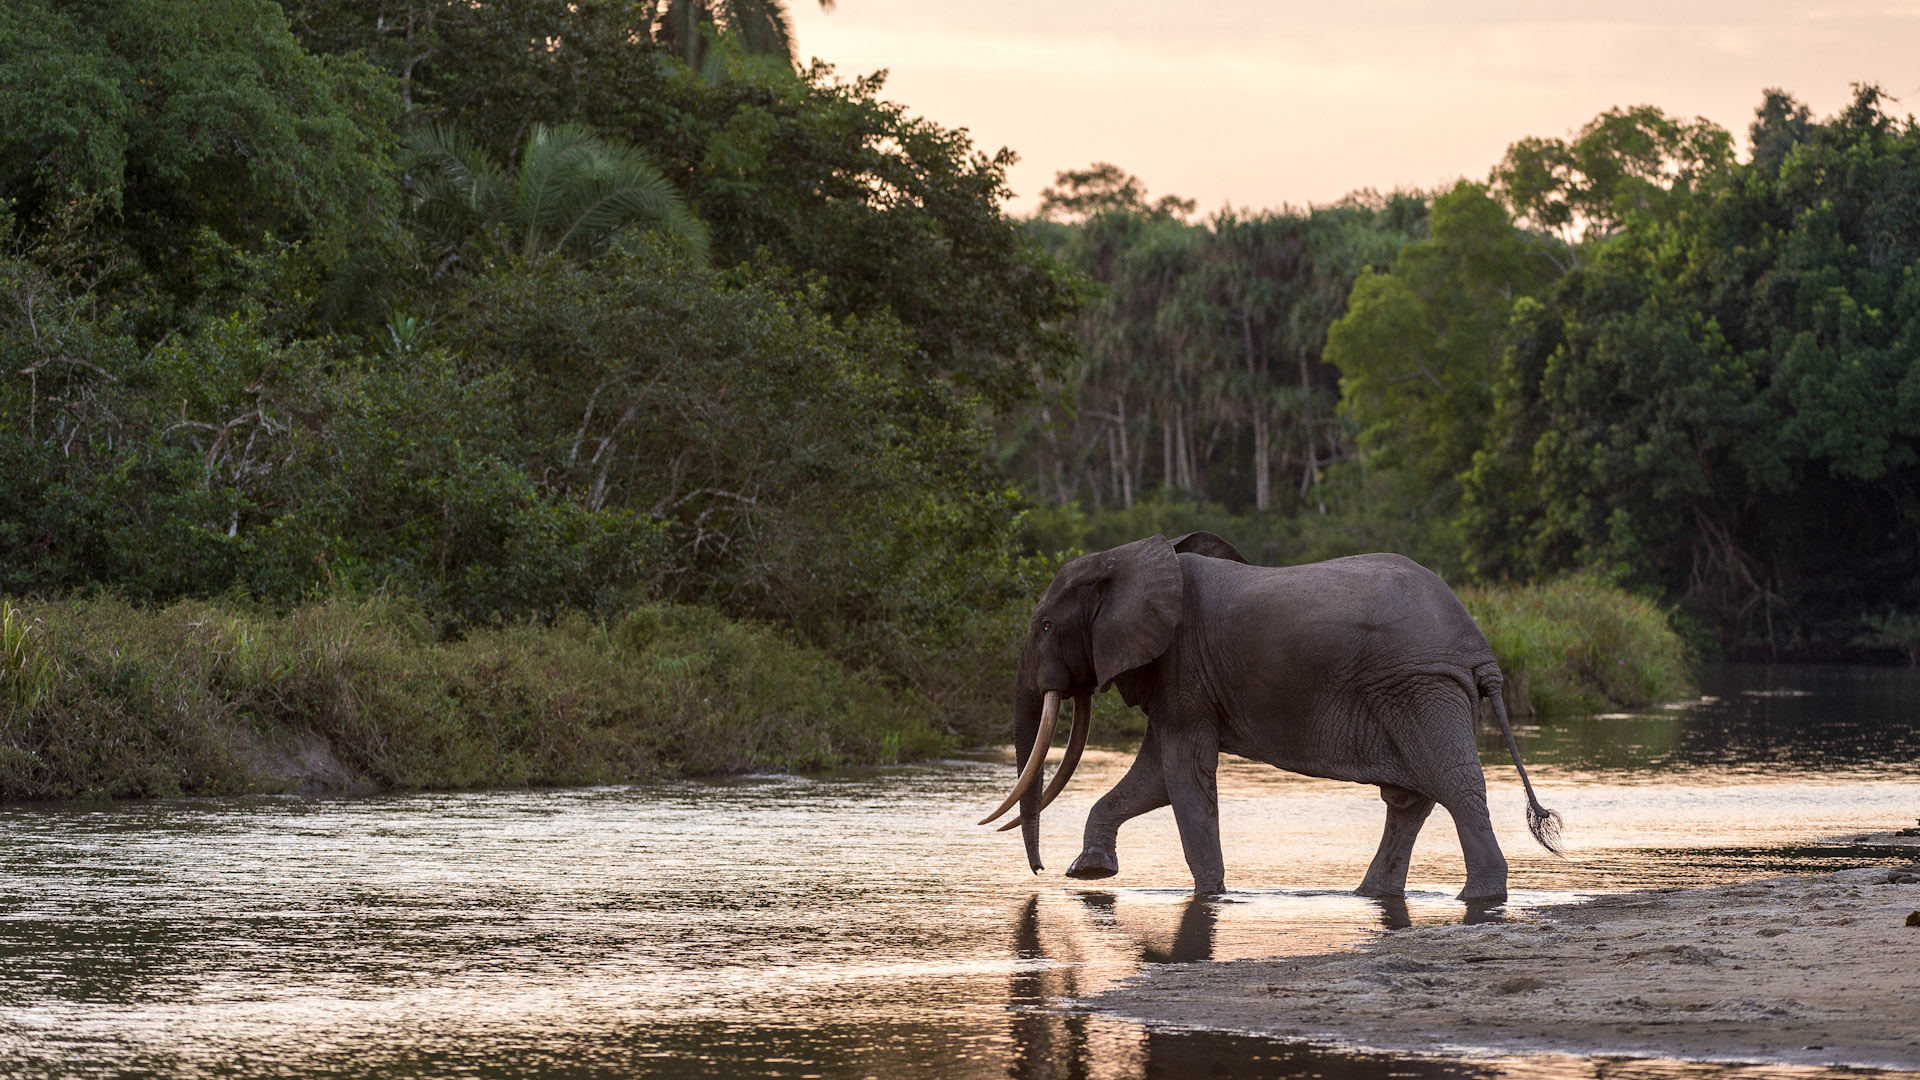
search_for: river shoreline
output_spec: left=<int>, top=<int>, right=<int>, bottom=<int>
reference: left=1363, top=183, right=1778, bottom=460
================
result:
left=1080, top=856, right=1920, bottom=1071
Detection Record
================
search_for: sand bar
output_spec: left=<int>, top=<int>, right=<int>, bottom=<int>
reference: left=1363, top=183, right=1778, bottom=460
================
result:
left=1083, top=864, right=1920, bottom=1070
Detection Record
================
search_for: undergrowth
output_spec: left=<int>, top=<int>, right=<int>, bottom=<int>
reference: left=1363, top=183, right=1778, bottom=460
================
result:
left=0, top=595, right=949, bottom=800
left=1458, top=576, right=1693, bottom=716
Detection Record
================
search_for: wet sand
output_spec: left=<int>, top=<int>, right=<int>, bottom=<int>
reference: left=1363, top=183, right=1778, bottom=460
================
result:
left=1083, top=860, right=1920, bottom=1070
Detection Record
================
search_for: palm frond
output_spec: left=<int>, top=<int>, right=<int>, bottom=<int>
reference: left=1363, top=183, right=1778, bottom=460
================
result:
left=401, top=124, right=509, bottom=260
left=399, top=121, right=707, bottom=266
left=514, top=123, right=603, bottom=257
left=546, top=139, right=710, bottom=261
left=719, top=0, right=795, bottom=66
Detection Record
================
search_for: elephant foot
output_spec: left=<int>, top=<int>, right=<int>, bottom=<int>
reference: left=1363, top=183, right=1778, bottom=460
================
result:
left=1354, top=880, right=1405, bottom=899
left=1456, top=885, right=1508, bottom=903
left=1066, top=849, right=1119, bottom=880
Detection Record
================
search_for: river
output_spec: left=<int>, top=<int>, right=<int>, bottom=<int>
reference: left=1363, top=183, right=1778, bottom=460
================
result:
left=0, top=663, right=1916, bottom=1078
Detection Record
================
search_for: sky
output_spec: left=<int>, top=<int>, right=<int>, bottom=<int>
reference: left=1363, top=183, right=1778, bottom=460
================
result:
left=786, top=1, right=1920, bottom=217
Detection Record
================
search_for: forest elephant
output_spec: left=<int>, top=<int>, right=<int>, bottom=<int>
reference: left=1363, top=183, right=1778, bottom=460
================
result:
left=977, top=533, right=1562, bottom=901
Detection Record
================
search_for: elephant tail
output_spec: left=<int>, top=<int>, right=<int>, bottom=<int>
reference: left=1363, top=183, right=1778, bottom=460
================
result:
left=1476, top=663, right=1565, bottom=858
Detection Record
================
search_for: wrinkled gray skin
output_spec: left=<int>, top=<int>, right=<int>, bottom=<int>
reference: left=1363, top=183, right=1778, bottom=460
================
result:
left=1005, top=532, right=1559, bottom=902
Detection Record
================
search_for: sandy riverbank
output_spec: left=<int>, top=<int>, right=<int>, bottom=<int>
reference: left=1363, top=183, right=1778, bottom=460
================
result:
left=1083, top=861, right=1920, bottom=1070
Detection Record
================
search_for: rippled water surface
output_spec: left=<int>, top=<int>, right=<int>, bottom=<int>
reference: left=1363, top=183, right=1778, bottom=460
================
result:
left=1, top=664, right=1917, bottom=1078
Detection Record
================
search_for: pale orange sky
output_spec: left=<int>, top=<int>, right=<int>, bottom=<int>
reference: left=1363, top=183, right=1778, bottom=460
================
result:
left=788, top=1, right=1919, bottom=216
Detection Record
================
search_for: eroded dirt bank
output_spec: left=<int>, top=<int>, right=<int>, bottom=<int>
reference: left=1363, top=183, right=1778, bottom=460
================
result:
left=1083, top=865, right=1920, bottom=1070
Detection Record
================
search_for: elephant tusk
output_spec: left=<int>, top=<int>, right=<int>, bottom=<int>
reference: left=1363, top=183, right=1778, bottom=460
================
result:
left=996, top=694, right=1091, bottom=832
left=978, top=690, right=1060, bottom=825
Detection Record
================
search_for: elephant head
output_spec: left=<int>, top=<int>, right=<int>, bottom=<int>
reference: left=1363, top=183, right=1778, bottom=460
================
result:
left=979, top=534, right=1186, bottom=872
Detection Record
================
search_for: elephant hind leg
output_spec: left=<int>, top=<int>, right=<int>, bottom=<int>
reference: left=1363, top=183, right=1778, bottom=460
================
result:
left=1355, top=784, right=1435, bottom=898
left=1439, top=784, right=1510, bottom=902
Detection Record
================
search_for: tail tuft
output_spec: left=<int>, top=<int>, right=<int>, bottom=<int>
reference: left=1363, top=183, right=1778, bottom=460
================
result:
left=1527, top=802, right=1565, bottom=858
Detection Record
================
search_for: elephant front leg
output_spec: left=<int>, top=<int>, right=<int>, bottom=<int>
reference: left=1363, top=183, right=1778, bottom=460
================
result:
left=1067, top=727, right=1170, bottom=880
left=1356, top=784, right=1436, bottom=897
left=1161, top=724, right=1225, bottom=896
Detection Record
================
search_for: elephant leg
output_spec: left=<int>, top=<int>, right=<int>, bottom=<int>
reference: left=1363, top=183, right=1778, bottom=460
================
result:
left=1067, top=725, right=1170, bottom=880
left=1160, top=723, right=1225, bottom=896
left=1355, top=784, right=1435, bottom=898
left=1393, top=688, right=1510, bottom=902
left=1438, top=779, right=1509, bottom=902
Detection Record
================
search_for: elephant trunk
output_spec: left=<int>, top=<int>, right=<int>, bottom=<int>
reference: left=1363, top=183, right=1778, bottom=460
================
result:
left=979, top=687, right=1059, bottom=873
left=1014, top=688, right=1053, bottom=873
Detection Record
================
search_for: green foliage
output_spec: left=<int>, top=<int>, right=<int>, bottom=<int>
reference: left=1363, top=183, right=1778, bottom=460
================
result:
left=1329, top=182, right=1559, bottom=489
left=659, top=0, right=826, bottom=70
left=437, top=239, right=1031, bottom=653
left=0, top=601, right=55, bottom=714
left=286, top=8, right=1081, bottom=408
left=1457, top=577, right=1694, bottom=717
left=1491, top=104, right=1735, bottom=248
left=0, top=0, right=1075, bottom=794
left=0, top=594, right=949, bottom=800
left=1011, top=174, right=1427, bottom=514
left=402, top=122, right=708, bottom=263
left=1851, top=611, right=1920, bottom=667
left=1465, top=85, right=1920, bottom=655
left=1036, top=162, right=1197, bottom=222
left=0, top=0, right=398, bottom=268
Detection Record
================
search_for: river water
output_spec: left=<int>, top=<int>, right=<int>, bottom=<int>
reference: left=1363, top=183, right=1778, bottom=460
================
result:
left=0, top=664, right=1916, bottom=1079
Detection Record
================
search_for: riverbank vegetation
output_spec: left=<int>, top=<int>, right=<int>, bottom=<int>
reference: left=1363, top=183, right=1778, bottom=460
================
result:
left=1012, top=90, right=1920, bottom=663
left=1, top=0, right=1909, bottom=797
left=0, top=595, right=950, bottom=800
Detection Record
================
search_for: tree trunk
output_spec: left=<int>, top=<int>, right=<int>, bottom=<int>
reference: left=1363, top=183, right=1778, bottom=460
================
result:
left=1117, top=394, right=1134, bottom=508
left=1254, top=411, right=1270, bottom=512
left=1162, top=406, right=1174, bottom=495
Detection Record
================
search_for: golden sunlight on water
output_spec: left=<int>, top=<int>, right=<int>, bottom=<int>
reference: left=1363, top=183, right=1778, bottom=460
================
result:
left=0, top=664, right=1914, bottom=1078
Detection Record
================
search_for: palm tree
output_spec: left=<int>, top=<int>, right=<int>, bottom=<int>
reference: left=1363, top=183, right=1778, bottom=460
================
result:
left=403, top=123, right=709, bottom=265
left=657, top=0, right=834, bottom=69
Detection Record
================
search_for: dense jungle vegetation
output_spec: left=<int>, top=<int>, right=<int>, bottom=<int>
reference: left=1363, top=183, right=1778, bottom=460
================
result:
left=1011, top=90, right=1920, bottom=664
left=0, top=0, right=1907, bottom=797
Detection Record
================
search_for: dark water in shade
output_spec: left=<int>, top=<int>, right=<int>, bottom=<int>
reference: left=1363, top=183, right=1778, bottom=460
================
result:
left=0, top=664, right=1916, bottom=1079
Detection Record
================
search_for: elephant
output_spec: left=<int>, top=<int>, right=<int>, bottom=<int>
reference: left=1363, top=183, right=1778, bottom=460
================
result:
left=978, top=532, right=1561, bottom=901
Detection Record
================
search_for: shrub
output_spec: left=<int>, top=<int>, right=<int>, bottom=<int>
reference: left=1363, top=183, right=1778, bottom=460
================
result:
left=1458, top=576, right=1693, bottom=716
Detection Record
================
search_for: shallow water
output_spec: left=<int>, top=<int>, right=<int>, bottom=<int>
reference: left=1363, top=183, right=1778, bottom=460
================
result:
left=0, top=664, right=1915, bottom=1079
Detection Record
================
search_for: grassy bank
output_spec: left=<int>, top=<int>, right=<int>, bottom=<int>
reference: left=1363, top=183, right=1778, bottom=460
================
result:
left=0, top=573, right=1689, bottom=800
left=0, top=597, right=950, bottom=800
left=1458, top=576, right=1694, bottom=716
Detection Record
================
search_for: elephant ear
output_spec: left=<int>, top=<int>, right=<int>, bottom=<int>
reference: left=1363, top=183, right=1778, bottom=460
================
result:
left=1077, top=535, right=1184, bottom=687
left=1170, top=530, right=1249, bottom=564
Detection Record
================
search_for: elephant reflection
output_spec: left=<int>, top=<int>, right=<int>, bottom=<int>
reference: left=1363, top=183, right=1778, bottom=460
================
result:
left=1005, top=894, right=1489, bottom=1080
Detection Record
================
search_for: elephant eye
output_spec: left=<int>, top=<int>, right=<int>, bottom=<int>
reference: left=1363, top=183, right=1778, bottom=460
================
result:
left=1041, top=618, right=1053, bottom=632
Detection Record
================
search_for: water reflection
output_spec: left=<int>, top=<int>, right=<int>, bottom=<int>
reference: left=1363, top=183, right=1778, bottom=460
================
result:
left=1482, top=664, right=1920, bottom=776
left=0, top=663, right=1914, bottom=1079
left=1007, top=893, right=1501, bottom=1080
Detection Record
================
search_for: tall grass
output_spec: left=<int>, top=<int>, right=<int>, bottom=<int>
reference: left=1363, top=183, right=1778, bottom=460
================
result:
left=1, top=601, right=56, bottom=714
left=1458, top=576, right=1693, bottom=716
left=0, top=596, right=950, bottom=801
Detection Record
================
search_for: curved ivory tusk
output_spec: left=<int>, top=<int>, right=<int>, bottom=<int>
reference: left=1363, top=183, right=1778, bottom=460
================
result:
left=997, top=694, right=1090, bottom=832
left=978, top=690, right=1061, bottom=825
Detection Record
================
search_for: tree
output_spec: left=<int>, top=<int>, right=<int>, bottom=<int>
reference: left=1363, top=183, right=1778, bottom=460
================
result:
left=1463, top=86, right=1920, bottom=655
left=1328, top=182, right=1559, bottom=494
left=659, top=0, right=836, bottom=70
left=285, top=6, right=1084, bottom=410
left=403, top=122, right=708, bottom=264
left=1036, top=162, right=1195, bottom=223
left=1011, top=186, right=1426, bottom=514
left=0, top=0, right=397, bottom=269
left=1491, top=105, right=1735, bottom=256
